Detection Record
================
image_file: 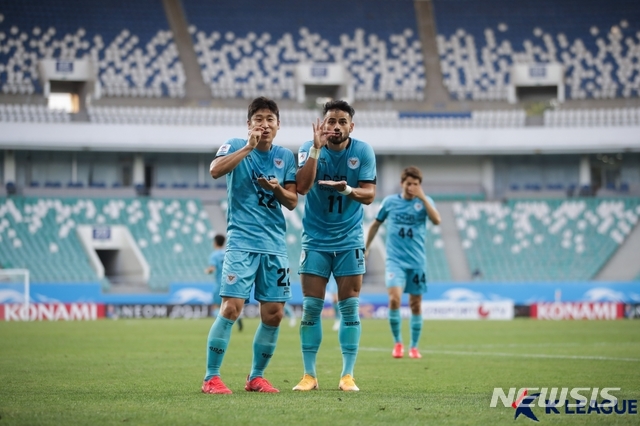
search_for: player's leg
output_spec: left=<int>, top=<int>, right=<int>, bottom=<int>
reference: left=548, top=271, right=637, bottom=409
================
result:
left=386, top=264, right=406, bottom=358
left=294, top=273, right=327, bottom=389
left=335, top=248, right=365, bottom=391
left=203, top=251, right=258, bottom=394
left=408, top=294, right=423, bottom=358
left=245, top=254, right=291, bottom=393
left=336, top=274, right=362, bottom=391
left=294, top=250, right=330, bottom=390
left=203, top=297, right=244, bottom=394
left=407, top=269, right=427, bottom=359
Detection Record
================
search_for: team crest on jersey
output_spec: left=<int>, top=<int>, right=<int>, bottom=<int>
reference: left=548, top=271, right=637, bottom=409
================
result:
left=226, top=273, right=238, bottom=285
left=387, top=272, right=395, bottom=279
left=216, top=144, right=231, bottom=156
left=347, top=157, right=360, bottom=169
left=414, top=202, right=424, bottom=211
left=298, top=151, right=308, bottom=164
left=274, top=158, right=284, bottom=169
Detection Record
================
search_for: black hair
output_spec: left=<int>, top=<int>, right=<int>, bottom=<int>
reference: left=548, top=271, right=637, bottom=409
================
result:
left=214, top=234, right=226, bottom=247
left=322, top=99, right=355, bottom=118
left=247, top=96, right=279, bottom=121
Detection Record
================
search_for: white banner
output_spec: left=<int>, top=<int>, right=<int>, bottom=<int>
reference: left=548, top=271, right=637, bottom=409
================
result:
left=422, top=301, right=514, bottom=320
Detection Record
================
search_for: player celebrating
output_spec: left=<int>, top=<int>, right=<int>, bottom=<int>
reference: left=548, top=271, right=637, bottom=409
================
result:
left=293, top=100, right=376, bottom=392
left=365, top=166, right=441, bottom=359
left=202, top=97, right=298, bottom=394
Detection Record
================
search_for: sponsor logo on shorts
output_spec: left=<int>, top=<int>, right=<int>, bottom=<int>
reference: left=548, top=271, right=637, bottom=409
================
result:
left=226, top=273, right=238, bottom=284
left=274, top=158, right=284, bottom=169
left=216, top=144, right=231, bottom=156
left=348, top=157, right=360, bottom=169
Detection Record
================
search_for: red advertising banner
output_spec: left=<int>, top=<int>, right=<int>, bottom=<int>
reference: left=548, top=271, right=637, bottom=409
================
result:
left=0, top=303, right=106, bottom=321
left=531, top=302, right=624, bottom=320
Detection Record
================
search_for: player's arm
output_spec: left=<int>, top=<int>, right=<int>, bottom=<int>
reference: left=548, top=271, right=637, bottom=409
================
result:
left=296, top=118, right=327, bottom=195
left=258, top=179, right=298, bottom=210
left=317, top=181, right=376, bottom=205
left=205, top=266, right=214, bottom=274
left=365, top=219, right=383, bottom=257
left=210, top=128, right=262, bottom=179
left=418, top=191, right=441, bottom=225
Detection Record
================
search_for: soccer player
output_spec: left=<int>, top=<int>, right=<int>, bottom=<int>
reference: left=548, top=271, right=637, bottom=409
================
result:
left=365, top=166, right=441, bottom=359
left=293, top=100, right=376, bottom=392
left=205, top=234, right=243, bottom=331
left=201, top=97, right=298, bottom=395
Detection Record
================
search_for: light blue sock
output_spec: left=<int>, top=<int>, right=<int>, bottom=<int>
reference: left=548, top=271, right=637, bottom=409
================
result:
left=338, top=297, right=361, bottom=377
left=333, top=301, right=341, bottom=320
left=389, top=308, right=402, bottom=344
left=204, top=315, right=235, bottom=380
left=410, top=314, right=423, bottom=348
left=249, top=322, right=280, bottom=380
left=300, top=296, right=324, bottom=377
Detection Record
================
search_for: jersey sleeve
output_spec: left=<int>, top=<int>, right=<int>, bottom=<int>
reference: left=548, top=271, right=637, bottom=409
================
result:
left=358, top=143, right=377, bottom=183
left=215, top=138, right=243, bottom=158
left=376, top=196, right=390, bottom=222
left=297, top=141, right=313, bottom=168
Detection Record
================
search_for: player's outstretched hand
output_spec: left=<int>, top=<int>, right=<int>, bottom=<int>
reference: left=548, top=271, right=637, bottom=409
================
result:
left=318, top=180, right=347, bottom=192
left=312, top=117, right=329, bottom=149
left=257, top=176, right=279, bottom=191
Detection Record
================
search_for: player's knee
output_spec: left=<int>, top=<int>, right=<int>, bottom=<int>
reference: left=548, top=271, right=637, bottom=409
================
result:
left=389, top=298, right=401, bottom=309
left=260, top=302, right=285, bottom=326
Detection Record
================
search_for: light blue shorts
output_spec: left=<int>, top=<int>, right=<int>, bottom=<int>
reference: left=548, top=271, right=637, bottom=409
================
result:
left=299, top=248, right=366, bottom=278
left=385, top=263, right=427, bottom=295
left=220, top=250, right=292, bottom=302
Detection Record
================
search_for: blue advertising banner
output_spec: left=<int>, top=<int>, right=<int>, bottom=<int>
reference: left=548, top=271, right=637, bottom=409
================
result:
left=0, top=281, right=638, bottom=305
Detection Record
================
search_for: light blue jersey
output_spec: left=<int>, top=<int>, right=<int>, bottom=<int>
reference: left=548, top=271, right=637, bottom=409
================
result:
left=208, top=249, right=225, bottom=286
left=216, top=138, right=297, bottom=255
left=298, top=138, right=377, bottom=251
left=376, top=194, right=436, bottom=269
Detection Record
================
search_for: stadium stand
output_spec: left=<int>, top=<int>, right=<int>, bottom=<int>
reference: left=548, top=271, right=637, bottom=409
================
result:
left=433, top=0, right=640, bottom=100
left=453, top=198, right=640, bottom=281
left=0, top=196, right=215, bottom=289
left=87, top=105, right=525, bottom=127
left=182, top=0, right=425, bottom=101
left=0, top=0, right=185, bottom=97
left=544, top=107, right=640, bottom=127
left=0, top=104, right=70, bottom=122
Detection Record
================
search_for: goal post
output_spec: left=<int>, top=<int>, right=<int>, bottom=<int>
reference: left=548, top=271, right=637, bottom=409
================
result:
left=0, top=268, right=30, bottom=313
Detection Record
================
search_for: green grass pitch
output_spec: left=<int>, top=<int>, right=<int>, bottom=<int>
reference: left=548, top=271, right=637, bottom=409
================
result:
left=1, top=318, right=639, bottom=425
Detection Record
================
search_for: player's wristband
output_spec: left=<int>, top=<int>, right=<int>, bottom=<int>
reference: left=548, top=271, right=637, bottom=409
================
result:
left=338, top=185, right=353, bottom=196
left=309, top=147, right=320, bottom=159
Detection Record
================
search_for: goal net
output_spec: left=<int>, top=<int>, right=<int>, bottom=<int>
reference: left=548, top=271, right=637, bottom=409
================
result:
left=0, top=269, right=30, bottom=312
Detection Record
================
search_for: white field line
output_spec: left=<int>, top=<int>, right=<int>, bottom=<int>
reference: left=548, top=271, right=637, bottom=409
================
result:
left=359, top=347, right=640, bottom=362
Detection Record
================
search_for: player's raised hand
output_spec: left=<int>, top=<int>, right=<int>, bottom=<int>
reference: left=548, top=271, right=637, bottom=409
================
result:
left=247, top=125, right=263, bottom=148
left=257, top=176, right=279, bottom=191
left=317, top=180, right=348, bottom=192
left=312, top=117, right=329, bottom=149
left=407, top=183, right=427, bottom=199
